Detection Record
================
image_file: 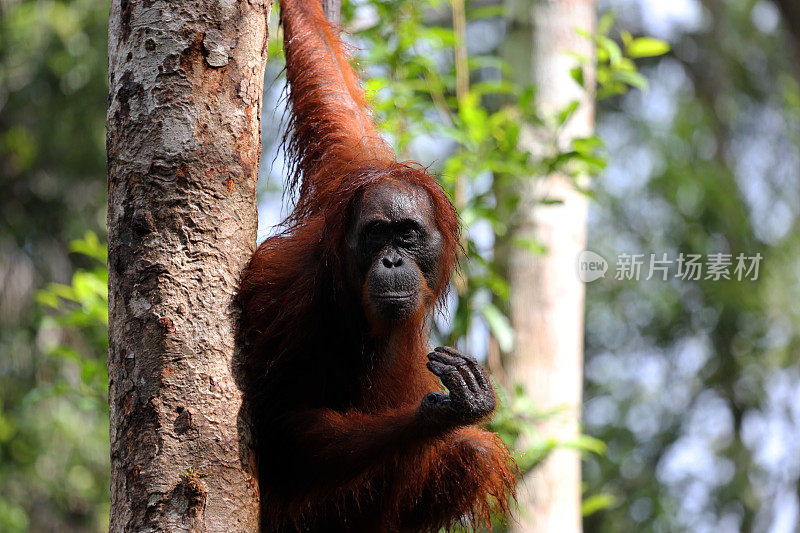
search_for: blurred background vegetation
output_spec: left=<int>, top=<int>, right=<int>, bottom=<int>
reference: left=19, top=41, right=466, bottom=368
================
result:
left=2, top=0, right=800, bottom=531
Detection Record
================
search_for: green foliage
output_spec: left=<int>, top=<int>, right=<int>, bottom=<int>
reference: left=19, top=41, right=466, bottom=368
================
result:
left=624, top=36, right=671, bottom=59
left=346, top=3, right=664, bottom=526
left=354, top=0, right=611, bottom=349
left=1, top=0, right=108, bottom=241
left=0, top=0, right=110, bottom=529
left=36, top=232, right=109, bottom=403
left=582, top=493, right=617, bottom=517
left=489, top=384, right=607, bottom=474
left=0, top=234, right=109, bottom=532
left=351, top=6, right=668, bottom=361
left=574, top=13, right=670, bottom=100
left=582, top=2, right=800, bottom=530
left=0, top=0, right=682, bottom=529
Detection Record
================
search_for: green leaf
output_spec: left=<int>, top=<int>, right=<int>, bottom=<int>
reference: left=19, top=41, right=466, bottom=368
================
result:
left=467, top=5, right=505, bottom=19
left=626, top=37, right=671, bottom=58
left=613, top=69, right=649, bottom=91
left=557, top=100, right=580, bottom=127
left=422, top=26, right=456, bottom=46
left=519, top=85, right=537, bottom=115
left=470, top=79, right=518, bottom=97
left=540, top=198, right=565, bottom=206
left=582, top=494, right=616, bottom=516
left=572, top=136, right=604, bottom=155
left=596, top=35, right=623, bottom=66
left=69, top=231, right=107, bottom=262
left=481, top=303, right=514, bottom=353
left=597, top=12, right=615, bottom=36
left=620, top=30, right=633, bottom=49
left=512, top=236, right=548, bottom=255
left=562, top=434, right=607, bottom=455
left=571, top=66, right=585, bottom=88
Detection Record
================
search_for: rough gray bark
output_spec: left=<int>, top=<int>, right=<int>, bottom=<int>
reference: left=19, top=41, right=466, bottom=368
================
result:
left=106, top=0, right=271, bottom=530
left=498, top=0, right=596, bottom=531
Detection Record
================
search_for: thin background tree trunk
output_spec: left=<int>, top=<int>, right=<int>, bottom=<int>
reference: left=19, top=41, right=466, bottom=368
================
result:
left=498, top=0, right=596, bottom=531
left=322, top=0, right=342, bottom=27
left=106, top=0, right=271, bottom=530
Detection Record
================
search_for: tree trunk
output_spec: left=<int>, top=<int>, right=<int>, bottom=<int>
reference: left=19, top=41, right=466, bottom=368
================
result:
left=321, top=0, right=342, bottom=27
left=106, top=1, right=271, bottom=530
left=498, top=0, right=596, bottom=531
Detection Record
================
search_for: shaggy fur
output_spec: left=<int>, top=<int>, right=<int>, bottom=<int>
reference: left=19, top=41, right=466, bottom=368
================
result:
left=238, top=1, right=516, bottom=531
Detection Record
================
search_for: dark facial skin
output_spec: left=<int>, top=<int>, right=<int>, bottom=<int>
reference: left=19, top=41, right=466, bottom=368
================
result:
left=345, top=181, right=496, bottom=424
left=345, top=180, right=444, bottom=322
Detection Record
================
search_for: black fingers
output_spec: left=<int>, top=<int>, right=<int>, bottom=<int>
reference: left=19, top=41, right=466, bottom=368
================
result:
left=426, top=359, right=469, bottom=402
left=434, top=345, right=478, bottom=364
left=436, top=346, right=490, bottom=390
left=428, top=348, right=491, bottom=394
left=424, top=347, right=496, bottom=425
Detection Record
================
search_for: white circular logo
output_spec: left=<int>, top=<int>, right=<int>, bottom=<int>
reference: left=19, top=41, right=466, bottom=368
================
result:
left=577, top=250, right=608, bottom=282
